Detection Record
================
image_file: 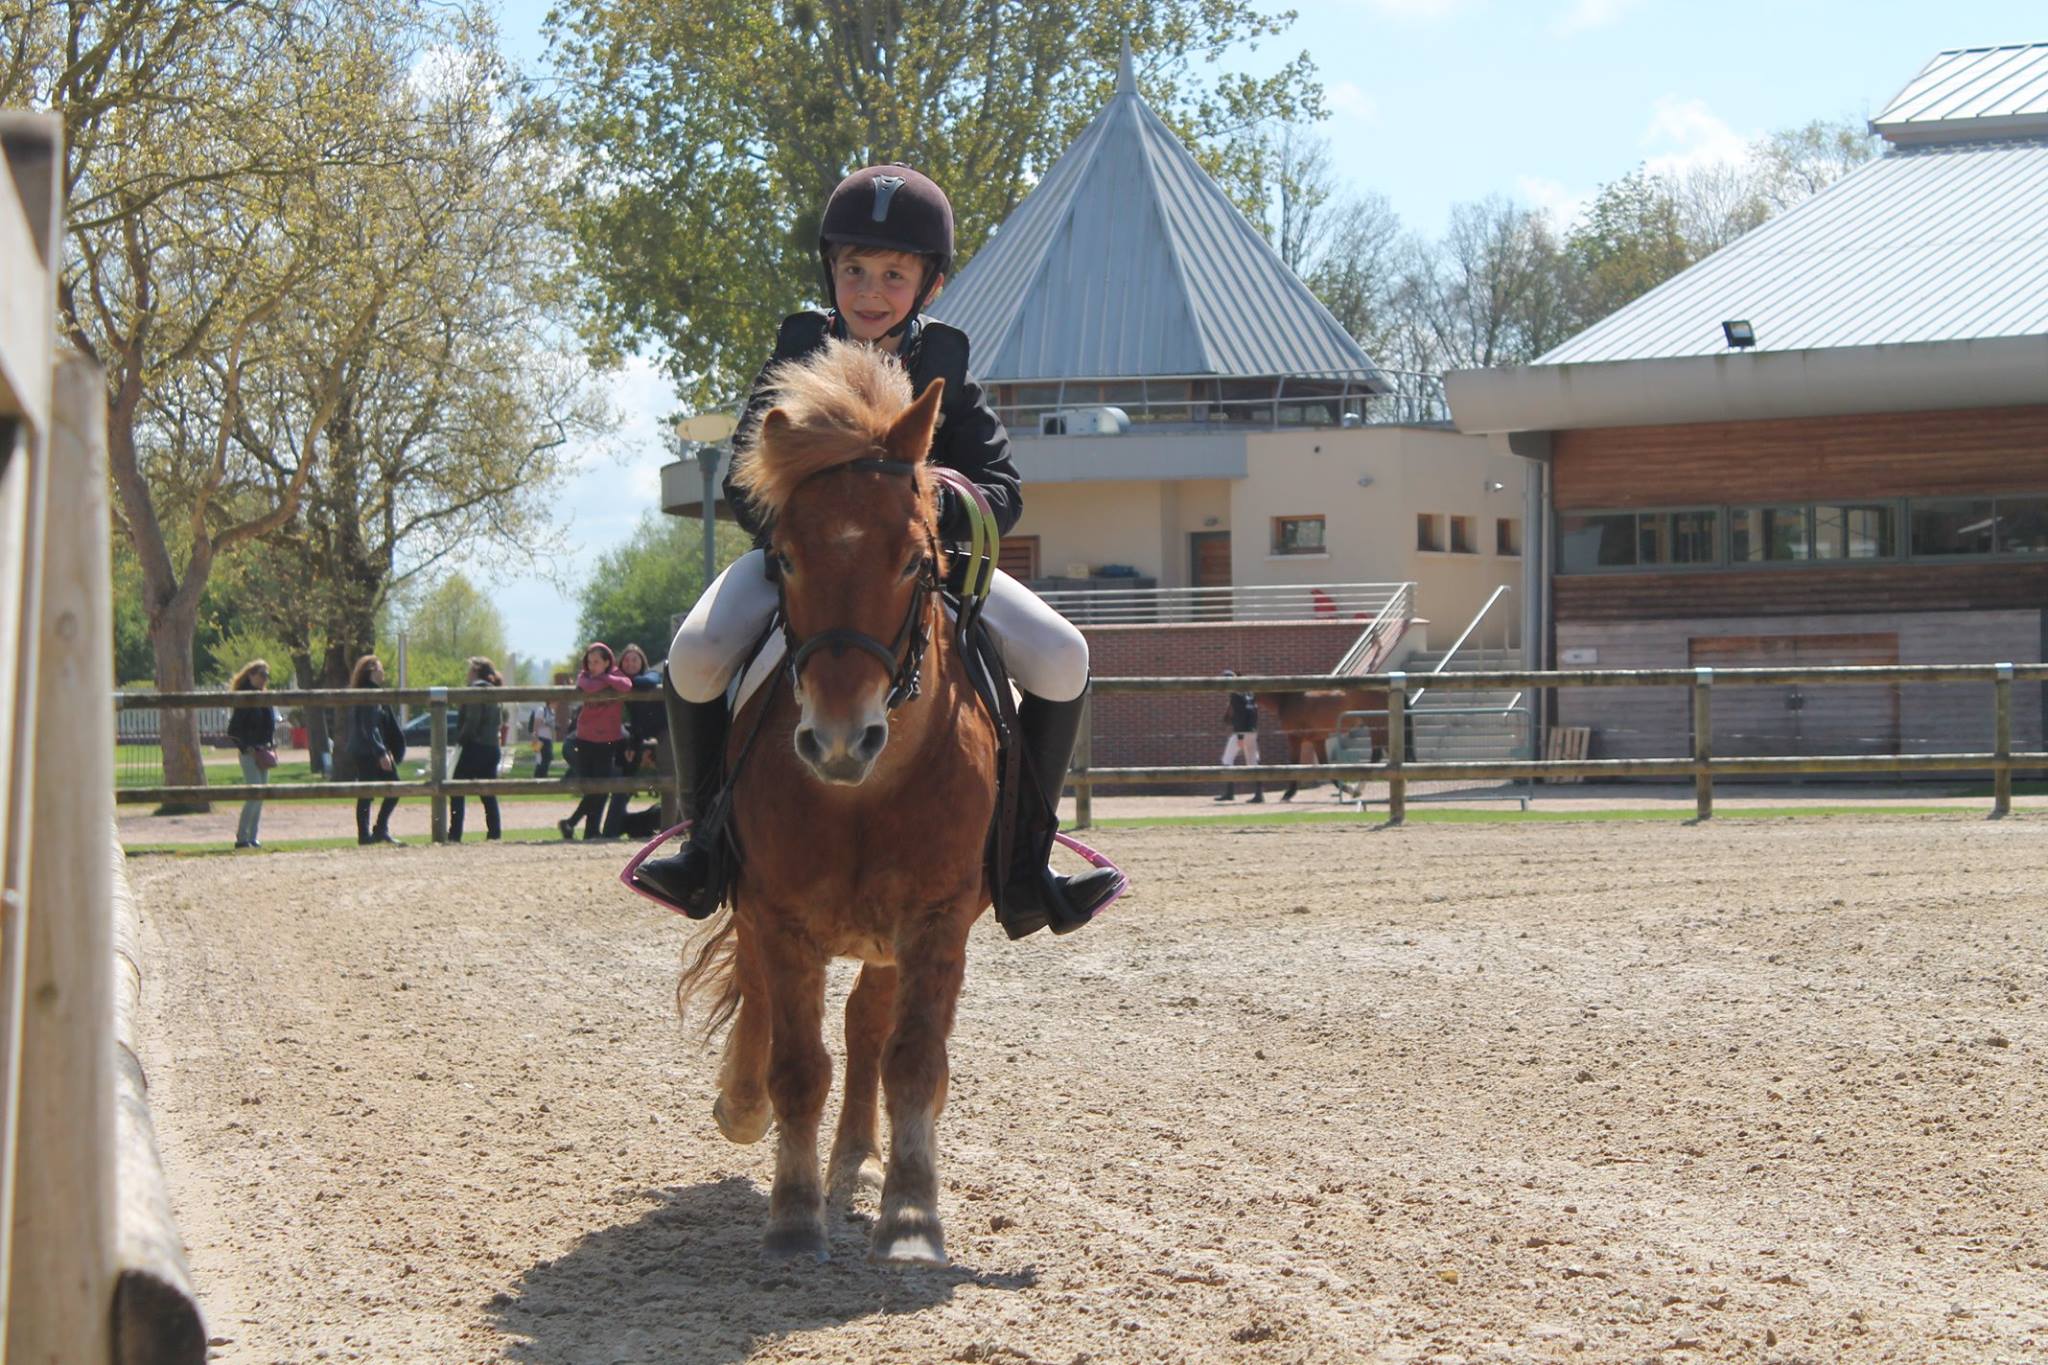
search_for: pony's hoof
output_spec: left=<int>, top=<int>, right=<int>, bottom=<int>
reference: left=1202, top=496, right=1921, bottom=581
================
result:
left=713, top=1092, right=770, bottom=1145
left=826, top=1153, right=884, bottom=1205
left=870, top=1210, right=947, bottom=1265
left=763, top=1219, right=829, bottom=1262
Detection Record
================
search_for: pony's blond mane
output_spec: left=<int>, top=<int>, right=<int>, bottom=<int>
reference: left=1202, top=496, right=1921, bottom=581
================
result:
left=731, top=340, right=917, bottom=519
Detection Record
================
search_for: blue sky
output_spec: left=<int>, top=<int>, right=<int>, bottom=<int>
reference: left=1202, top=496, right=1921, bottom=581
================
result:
left=476, top=0, right=2044, bottom=665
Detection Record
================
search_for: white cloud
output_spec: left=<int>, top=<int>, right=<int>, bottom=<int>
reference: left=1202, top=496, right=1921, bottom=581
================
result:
left=1640, top=95, right=1754, bottom=179
left=1327, top=81, right=1381, bottom=124
left=1516, top=175, right=1592, bottom=230
left=1552, top=0, right=1641, bottom=35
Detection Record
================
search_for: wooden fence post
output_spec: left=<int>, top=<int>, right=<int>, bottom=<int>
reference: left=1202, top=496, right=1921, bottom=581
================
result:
left=1386, top=672, right=1407, bottom=826
left=1992, top=662, right=2012, bottom=819
left=8, top=353, right=116, bottom=1365
left=429, top=689, right=449, bottom=844
left=1693, top=667, right=1713, bottom=822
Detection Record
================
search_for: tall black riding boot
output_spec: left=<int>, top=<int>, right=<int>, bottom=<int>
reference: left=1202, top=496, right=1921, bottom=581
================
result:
left=370, top=797, right=403, bottom=844
left=356, top=798, right=373, bottom=845
left=629, top=677, right=730, bottom=917
left=996, top=690, right=1124, bottom=941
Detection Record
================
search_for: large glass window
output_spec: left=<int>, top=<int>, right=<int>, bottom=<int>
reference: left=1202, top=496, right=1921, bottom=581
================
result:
left=1730, top=506, right=1809, bottom=562
left=1558, top=513, right=1637, bottom=570
left=1995, top=496, right=2048, bottom=553
left=1639, top=510, right=1718, bottom=566
left=1911, top=499, right=1997, bottom=557
left=1814, top=504, right=1897, bottom=560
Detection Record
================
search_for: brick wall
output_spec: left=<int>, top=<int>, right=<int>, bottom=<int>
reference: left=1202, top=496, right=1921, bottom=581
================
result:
left=1082, top=621, right=1359, bottom=786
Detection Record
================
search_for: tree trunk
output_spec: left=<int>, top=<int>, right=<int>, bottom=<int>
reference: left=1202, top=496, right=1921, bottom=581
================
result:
left=292, top=650, right=328, bottom=776
left=147, top=600, right=210, bottom=814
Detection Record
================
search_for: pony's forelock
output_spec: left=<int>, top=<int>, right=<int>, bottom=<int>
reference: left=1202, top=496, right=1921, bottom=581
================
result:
left=732, top=340, right=920, bottom=520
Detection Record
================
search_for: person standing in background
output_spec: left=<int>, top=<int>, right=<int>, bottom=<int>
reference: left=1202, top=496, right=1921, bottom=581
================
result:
left=529, top=696, right=558, bottom=778
left=557, top=643, right=631, bottom=841
left=345, top=654, right=406, bottom=844
left=1215, top=669, right=1264, bottom=804
left=450, top=656, right=505, bottom=842
left=226, top=659, right=277, bottom=848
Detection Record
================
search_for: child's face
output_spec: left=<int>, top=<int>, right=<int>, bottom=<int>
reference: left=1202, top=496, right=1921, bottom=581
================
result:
left=831, top=248, right=937, bottom=345
left=584, top=649, right=609, bottom=674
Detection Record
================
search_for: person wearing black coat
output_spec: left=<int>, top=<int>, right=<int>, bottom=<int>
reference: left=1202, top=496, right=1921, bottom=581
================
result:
left=1215, top=669, right=1264, bottom=804
left=345, top=653, right=406, bottom=845
left=226, top=658, right=277, bottom=848
left=449, top=657, right=504, bottom=842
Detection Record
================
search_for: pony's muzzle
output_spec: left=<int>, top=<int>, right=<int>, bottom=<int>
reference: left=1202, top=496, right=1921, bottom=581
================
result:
left=795, top=719, right=889, bottom=784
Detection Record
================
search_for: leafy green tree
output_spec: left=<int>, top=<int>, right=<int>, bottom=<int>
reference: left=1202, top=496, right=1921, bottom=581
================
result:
left=575, top=511, right=753, bottom=664
left=403, top=573, right=509, bottom=665
left=1565, top=165, right=1696, bottom=329
left=546, top=1, right=1320, bottom=402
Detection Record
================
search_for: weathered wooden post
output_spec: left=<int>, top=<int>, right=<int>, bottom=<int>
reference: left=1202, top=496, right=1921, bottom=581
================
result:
left=1386, top=672, right=1407, bottom=826
left=1693, top=667, right=1714, bottom=822
left=429, top=688, right=449, bottom=844
left=9, top=354, right=116, bottom=1364
left=1072, top=692, right=1093, bottom=831
left=1992, top=662, right=2012, bottom=819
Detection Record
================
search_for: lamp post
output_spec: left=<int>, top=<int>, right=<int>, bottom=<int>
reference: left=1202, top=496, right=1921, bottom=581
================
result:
left=676, top=412, right=739, bottom=586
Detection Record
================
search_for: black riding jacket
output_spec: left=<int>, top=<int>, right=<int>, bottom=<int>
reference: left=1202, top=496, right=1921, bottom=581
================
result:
left=1226, top=692, right=1259, bottom=733
left=724, top=311, right=1022, bottom=545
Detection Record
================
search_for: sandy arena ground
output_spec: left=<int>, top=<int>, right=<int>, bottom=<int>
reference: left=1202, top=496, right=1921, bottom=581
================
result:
left=131, top=816, right=2048, bottom=1364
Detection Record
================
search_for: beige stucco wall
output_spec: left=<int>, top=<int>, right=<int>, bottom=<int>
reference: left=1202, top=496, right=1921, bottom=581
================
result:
left=1013, top=426, right=1524, bottom=635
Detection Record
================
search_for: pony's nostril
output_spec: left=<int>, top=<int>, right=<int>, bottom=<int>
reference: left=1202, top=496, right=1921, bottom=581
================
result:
left=795, top=727, right=823, bottom=764
left=857, top=724, right=888, bottom=761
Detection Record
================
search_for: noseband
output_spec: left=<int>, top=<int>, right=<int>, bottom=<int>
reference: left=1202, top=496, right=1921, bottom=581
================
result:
left=773, top=457, right=938, bottom=712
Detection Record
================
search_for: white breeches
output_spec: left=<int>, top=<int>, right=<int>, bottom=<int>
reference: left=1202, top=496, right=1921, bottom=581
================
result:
left=667, top=548, right=1091, bottom=705
left=1220, top=732, right=1261, bottom=766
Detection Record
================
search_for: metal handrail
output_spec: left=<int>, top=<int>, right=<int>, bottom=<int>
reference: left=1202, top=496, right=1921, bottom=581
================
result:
left=1413, top=584, right=1515, bottom=710
left=1032, top=581, right=1407, bottom=625
left=1330, top=582, right=1414, bottom=676
left=995, top=369, right=1451, bottom=432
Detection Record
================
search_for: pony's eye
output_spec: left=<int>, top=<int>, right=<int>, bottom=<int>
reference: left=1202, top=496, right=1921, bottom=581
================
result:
left=776, top=551, right=795, bottom=576
left=900, top=555, right=921, bottom=580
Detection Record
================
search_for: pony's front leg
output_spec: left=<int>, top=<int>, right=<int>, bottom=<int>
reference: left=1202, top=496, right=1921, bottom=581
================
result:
left=872, top=911, right=971, bottom=1264
left=827, top=962, right=896, bottom=1204
left=760, top=930, right=831, bottom=1260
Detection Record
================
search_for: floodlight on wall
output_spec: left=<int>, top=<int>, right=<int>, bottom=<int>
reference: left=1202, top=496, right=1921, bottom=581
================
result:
left=1722, top=319, right=1756, bottom=349
left=1483, top=480, right=1505, bottom=493
left=1356, top=476, right=1375, bottom=488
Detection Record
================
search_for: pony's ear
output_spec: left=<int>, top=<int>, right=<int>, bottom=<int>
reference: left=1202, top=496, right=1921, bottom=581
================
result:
left=761, top=407, right=793, bottom=443
left=882, top=379, right=944, bottom=465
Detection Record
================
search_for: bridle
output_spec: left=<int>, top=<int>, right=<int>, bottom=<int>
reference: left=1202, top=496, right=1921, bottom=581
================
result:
left=771, top=456, right=939, bottom=713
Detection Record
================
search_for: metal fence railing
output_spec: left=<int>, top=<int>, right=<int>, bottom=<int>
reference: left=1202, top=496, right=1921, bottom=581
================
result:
left=1034, top=581, right=1408, bottom=626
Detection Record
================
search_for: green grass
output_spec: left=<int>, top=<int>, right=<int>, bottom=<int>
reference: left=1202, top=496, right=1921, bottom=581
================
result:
left=123, top=826, right=618, bottom=857
left=1086, top=803, right=1996, bottom=830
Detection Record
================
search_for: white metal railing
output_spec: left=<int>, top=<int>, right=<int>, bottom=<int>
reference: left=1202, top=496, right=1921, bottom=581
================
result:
left=1034, top=581, right=1408, bottom=626
left=998, top=369, right=1451, bottom=432
left=1330, top=581, right=1415, bottom=675
left=1412, top=585, right=1517, bottom=710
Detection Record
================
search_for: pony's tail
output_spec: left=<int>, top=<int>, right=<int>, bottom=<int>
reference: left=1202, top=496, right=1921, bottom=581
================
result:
left=675, top=913, right=743, bottom=1038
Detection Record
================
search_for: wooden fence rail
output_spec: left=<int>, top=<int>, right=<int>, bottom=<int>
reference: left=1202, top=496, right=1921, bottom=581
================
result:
left=115, top=661, right=2048, bottom=833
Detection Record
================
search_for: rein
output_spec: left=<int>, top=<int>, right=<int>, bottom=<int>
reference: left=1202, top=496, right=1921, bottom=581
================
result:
left=774, top=456, right=939, bottom=713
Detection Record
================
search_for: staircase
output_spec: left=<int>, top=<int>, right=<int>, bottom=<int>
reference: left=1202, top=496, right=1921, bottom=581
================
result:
left=1402, top=647, right=1530, bottom=764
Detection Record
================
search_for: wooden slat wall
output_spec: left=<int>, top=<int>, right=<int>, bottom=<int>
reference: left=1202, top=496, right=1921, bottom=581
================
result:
left=1555, top=562, right=2048, bottom=621
left=1555, top=404, right=2048, bottom=508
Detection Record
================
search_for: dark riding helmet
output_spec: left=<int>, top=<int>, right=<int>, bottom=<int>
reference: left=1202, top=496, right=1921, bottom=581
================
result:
left=818, top=164, right=954, bottom=339
left=818, top=163, right=955, bottom=273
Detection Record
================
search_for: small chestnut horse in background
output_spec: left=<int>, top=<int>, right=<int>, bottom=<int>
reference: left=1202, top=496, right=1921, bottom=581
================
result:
left=1261, top=687, right=1389, bottom=800
left=678, top=341, right=996, bottom=1264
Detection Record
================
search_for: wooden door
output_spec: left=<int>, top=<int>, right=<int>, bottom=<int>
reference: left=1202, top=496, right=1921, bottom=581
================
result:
left=1689, top=632, right=1900, bottom=758
left=997, top=535, right=1039, bottom=581
left=1190, top=531, right=1231, bottom=588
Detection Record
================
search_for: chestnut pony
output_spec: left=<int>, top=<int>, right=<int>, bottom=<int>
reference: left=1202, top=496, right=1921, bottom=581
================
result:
left=1260, top=687, right=1389, bottom=800
left=677, top=340, right=997, bottom=1264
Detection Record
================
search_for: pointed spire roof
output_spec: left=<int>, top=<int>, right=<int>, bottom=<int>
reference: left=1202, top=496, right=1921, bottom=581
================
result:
left=929, top=47, right=1384, bottom=388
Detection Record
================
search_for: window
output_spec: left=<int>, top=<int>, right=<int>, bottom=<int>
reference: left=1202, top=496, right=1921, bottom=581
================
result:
left=1731, top=506, right=1810, bottom=562
left=1416, top=513, right=1445, bottom=552
left=998, top=536, right=1040, bottom=580
left=1449, top=515, right=1477, bottom=553
left=1272, top=515, right=1326, bottom=555
left=2001, top=496, right=2048, bottom=553
left=1911, top=499, right=1997, bottom=557
left=1813, top=504, right=1897, bottom=560
left=1495, top=517, right=1522, bottom=556
left=1557, top=513, right=1637, bottom=570
left=1637, top=510, right=1718, bottom=566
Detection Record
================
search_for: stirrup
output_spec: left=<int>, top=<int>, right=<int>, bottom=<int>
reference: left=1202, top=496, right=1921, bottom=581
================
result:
left=620, top=821, right=724, bottom=918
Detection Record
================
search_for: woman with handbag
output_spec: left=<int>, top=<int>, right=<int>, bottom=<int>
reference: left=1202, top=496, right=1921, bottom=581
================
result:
left=227, top=659, right=279, bottom=849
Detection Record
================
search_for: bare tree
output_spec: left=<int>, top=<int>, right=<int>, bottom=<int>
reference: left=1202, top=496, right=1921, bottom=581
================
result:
left=1406, top=197, right=1573, bottom=370
left=1265, top=123, right=1338, bottom=273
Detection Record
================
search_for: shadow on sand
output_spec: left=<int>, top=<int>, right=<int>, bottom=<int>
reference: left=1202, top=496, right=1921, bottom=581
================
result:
left=490, top=1177, right=1038, bottom=1365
